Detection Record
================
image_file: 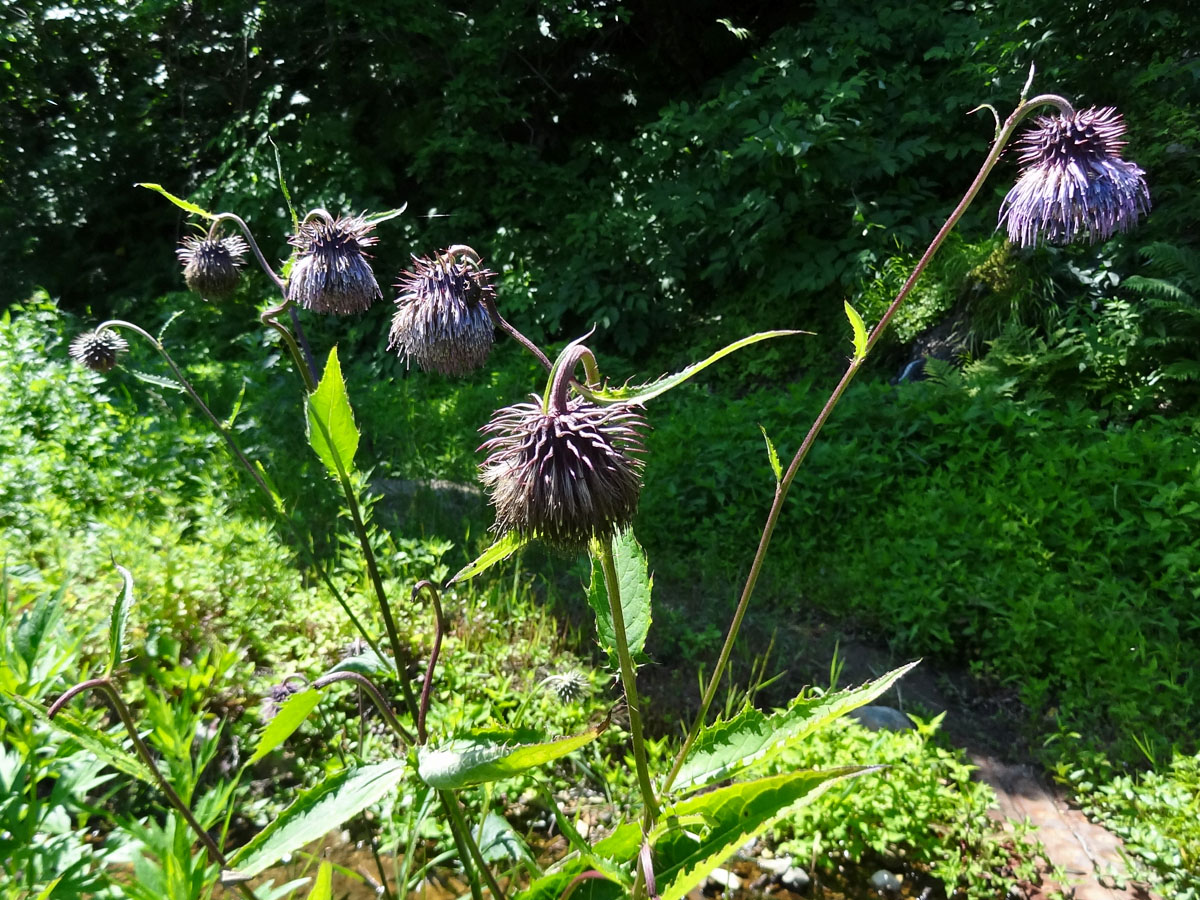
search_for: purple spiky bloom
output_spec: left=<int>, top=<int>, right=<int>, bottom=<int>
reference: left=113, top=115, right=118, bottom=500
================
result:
left=1000, top=106, right=1150, bottom=247
left=69, top=329, right=129, bottom=373
left=479, top=395, right=648, bottom=549
left=389, top=252, right=496, bottom=375
left=176, top=234, right=249, bottom=298
left=286, top=213, right=382, bottom=314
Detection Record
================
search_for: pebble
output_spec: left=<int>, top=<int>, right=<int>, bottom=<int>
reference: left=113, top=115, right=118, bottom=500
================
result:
left=870, top=869, right=903, bottom=893
left=756, top=856, right=793, bottom=876
left=851, top=706, right=915, bottom=732
left=707, top=868, right=741, bottom=892
left=781, top=866, right=811, bottom=892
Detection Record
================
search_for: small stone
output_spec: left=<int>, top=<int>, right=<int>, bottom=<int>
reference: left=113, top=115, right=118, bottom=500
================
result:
left=707, top=869, right=741, bottom=892
left=781, top=867, right=811, bottom=892
left=851, top=706, right=915, bottom=732
left=757, top=856, right=793, bottom=876
left=870, top=869, right=903, bottom=894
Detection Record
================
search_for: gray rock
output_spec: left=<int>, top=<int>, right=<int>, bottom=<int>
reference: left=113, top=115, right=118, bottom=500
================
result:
left=850, top=706, right=915, bottom=732
left=780, top=867, right=811, bottom=892
left=707, top=868, right=741, bottom=892
left=756, top=856, right=793, bottom=876
left=870, top=869, right=903, bottom=893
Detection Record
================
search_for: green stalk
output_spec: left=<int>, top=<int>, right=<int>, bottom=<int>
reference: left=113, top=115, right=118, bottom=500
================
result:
left=661, top=91, right=1074, bottom=795
left=598, top=540, right=661, bottom=827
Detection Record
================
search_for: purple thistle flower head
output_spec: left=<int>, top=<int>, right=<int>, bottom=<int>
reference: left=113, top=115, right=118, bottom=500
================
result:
left=176, top=233, right=249, bottom=299
left=479, top=393, right=648, bottom=550
left=389, top=251, right=496, bottom=375
left=1000, top=106, right=1150, bottom=247
left=286, top=212, right=382, bottom=314
left=69, top=329, right=129, bottom=373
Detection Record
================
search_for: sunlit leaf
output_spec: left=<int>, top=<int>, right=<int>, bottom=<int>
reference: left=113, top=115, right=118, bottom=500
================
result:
left=306, top=346, right=360, bottom=477
left=585, top=331, right=807, bottom=404
left=306, top=862, right=332, bottom=900
left=248, top=689, right=321, bottom=765
left=759, top=425, right=782, bottom=482
left=450, top=531, right=530, bottom=584
left=104, top=564, right=135, bottom=677
left=844, top=301, right=868, bottom=361
left=418, top=719, right=608, bottom=789
left=672, top=660, right=918, bottom=793
left=135, top=183, right=214, bottom=219
left=586, top=529, right=652, bottom=668
left=226, top=761, right=407, bottom=878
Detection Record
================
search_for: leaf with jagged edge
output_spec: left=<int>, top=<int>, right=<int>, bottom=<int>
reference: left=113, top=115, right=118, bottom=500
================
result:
left=671, top=660, right=918, bottom=794
left=226, top=761, right=407, bottom=879
left=844, top=301, right=868, bottom=361
left=586, top=528, right=652, bottom=669
left=306, top=346, right=359, bottom=478
left=104, top=564, right=135, bottom=678
left=759, top=425, right=782, bottom=483
left=136, top=183, right=214, bottom=219
left=248, top=689, right=321, bottom=766
left=585, top=331, right=807, bottom=404
left=418, top=718, right=609, bottom=789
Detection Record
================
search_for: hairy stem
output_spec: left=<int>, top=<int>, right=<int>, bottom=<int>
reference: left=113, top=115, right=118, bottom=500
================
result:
left=662, top=91, right=1072, bottom=794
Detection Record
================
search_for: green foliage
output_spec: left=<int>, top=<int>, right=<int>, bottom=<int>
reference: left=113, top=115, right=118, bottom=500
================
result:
left=306, top=346, right=360, bottom=478
left=417, top=722, right=608, bottom=790
left=774, top=715, right=1038, bottom=900
left=1069, top=750, right=1200, bottom=900
left=586, top=528, right=652, bottom=669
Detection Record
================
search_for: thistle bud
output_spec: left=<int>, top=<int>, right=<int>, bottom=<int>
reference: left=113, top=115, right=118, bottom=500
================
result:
left=68, top=329, right=129, bottom=373
left=1000, top=106, right=1150, bottom=247
left=479, top=394, right=648, bottom=550
left=389, top=251, right=496, bottom=375
left=545, top=670, right=591, bottom=704
left=286, top=212, right=382, bottom=314
left=176, top=234, right=249, bottom=298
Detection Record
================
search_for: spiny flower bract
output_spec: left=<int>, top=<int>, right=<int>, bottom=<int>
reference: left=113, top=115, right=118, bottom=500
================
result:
left=69, top=329, right=129, bottom=373
left=176, top=234, right=249, bottom=298
left=389, top=253, right=495, bottom=375
left=479, top=395, right=648, bottom=550
left=1000, top=106, right=1150, bottom=247
left=286, top=214, right=382, bottom=314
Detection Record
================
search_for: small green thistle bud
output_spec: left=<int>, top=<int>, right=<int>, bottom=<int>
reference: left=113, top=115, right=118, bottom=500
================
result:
left=545, top=670, right=590, bottom=704
left=286, top=212, right=382, bottom=314
left=176, top=234, right=249, bottom=298
left=389, top=250, right=496, bottom=375
left=69, top=329, right=129, bottom=373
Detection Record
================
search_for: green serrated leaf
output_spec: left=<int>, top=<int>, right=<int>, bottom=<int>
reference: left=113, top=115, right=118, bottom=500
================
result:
left=759, top=425, right=782, bottom=482
left=844, top=301, right=868, bottom=361
left=135, top=183, right=215, bottom=219
left=253, top=461, right=285, bottom=514
left=362, top=205, right=408, bottom=227
left=418, top=720, right=608, bottom=789
left=248, top=689, right=321, bottom=766
left=129, top=369, right=185, bottom=392
left=478, top=810, right=537, bottom=866
left=586, top=331, right=807, bottom=404
left=326, top=648, right=393, bottom=677
left=105, top=564, right=135, bottom=678
left=306, top=347, right=360, bottom=478
left=4, top=693, right=156, bottom=785
left=672, top=661, right=918, bottom=794
left=227, top=760, right=407, bottom=878
left=450, top=532, right=530, bottom=584
left=223, top=379, right=248, bottom=429
left=586, top=529, right=652, bottom=668
left=657, top=767, right=878, bottom=900
left=513, top=860, right=624, bottom=900
left=270, top=137, right=299, bottom=233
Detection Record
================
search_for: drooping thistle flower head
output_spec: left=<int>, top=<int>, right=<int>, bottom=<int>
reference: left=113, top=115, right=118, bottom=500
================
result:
left=286, top=210, right=382, bottom=314
left=389, top=247, right=496, bottom=375
left=1000, top=106, right=1150, bottom=247
left=479, top=344, right=648, bottom=550
left=69, top=329, right=129, bottom=373
left=176, top=232, right=249, bottom=298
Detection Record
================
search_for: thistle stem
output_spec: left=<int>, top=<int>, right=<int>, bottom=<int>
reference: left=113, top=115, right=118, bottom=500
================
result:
left=661, top=91, right=1073, bottom=795
left=442, top=791, right=507, bottom=900
left=311, top=671, right=414, bottom=744
left=48, top=679, right=256, bottom=900
left=598, top=540, right=661, bottom=829
left=412, top=580, right=446, bottom=745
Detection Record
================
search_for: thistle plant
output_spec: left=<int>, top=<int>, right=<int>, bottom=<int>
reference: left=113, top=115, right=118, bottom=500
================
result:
left=48, top=70, right=1149, bottom=900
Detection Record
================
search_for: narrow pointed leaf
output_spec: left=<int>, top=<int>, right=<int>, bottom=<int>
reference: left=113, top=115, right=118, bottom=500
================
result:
left=657, top=767, right=879, bottom=900
left=306, top=346, right=360, bottom=477
left=4, top=693, right=156, bottom=785
left=129, top=369, right=185, bottom=392
left=135, top=183, right=215, bottom=219
left=105, top=565, right=135, bottom=677
left=759, top=426, right=782, bottom=482
left=586, top=529, right=652, bottom=668
left=271, top=138, right=299, bottom=232
left=418, top=719, right=608, bottom=789
left=450, top=531, right=530, bottom=584
left=363, top=205, right=408, bottom=227
left=585, top=331, right=807, bottom=404
left=307, top=862, right=332, bottom=900
left=844, top=301, right=868, bottom=361
left=226, top=760, right=407, bottom=878
left=672, top=660, right=918, bottom=794
left=248, top=689, right=321, bottom=765
left=326, top=647, right=393, bottom=677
